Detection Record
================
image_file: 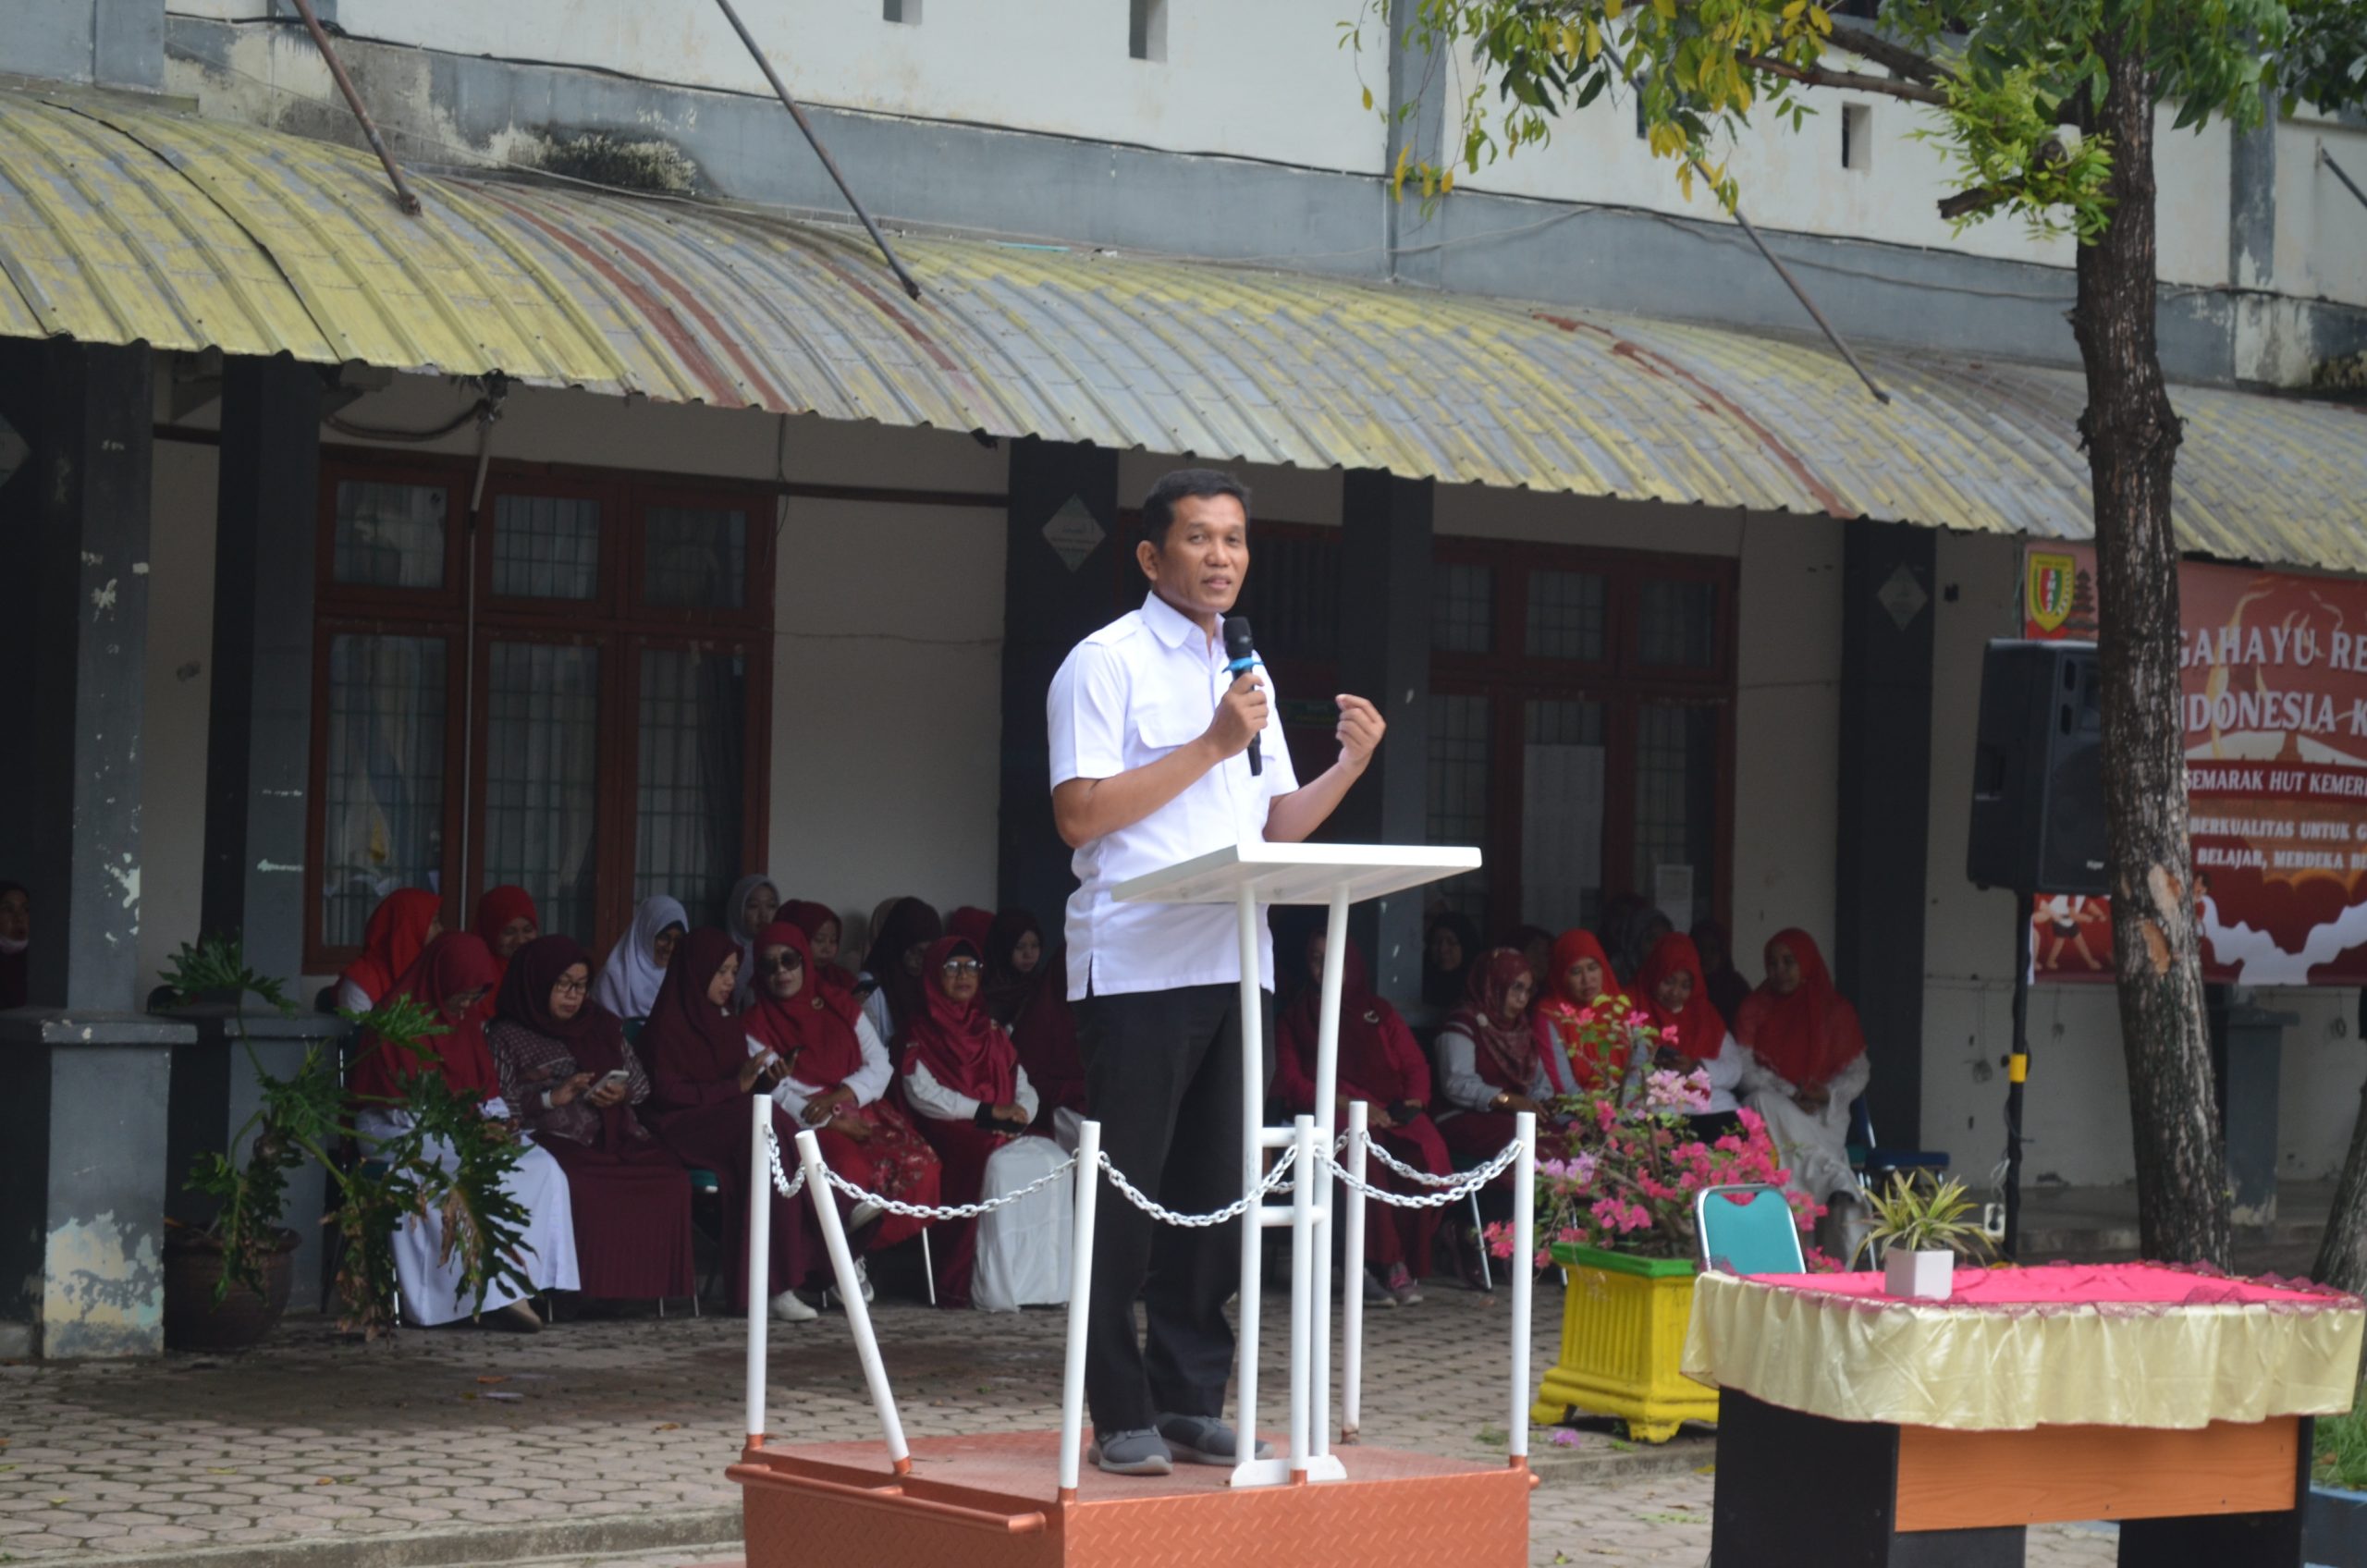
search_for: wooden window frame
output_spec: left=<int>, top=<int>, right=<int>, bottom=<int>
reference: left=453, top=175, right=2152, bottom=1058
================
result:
left=304, top=448, right=776, bottom=974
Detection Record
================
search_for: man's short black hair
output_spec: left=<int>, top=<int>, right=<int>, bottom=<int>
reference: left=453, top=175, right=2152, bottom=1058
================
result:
left=1140, top=468, right=1250, bottom=550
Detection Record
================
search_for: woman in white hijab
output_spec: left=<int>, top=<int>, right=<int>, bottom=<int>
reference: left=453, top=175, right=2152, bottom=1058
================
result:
left=594, top=895, right=688, bottom=1022
left=724, top=874, right=782, bottom=1007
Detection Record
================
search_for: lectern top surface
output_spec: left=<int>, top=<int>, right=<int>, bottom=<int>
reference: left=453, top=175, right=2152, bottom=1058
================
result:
left=1110, top=841, right=1482, bottom=908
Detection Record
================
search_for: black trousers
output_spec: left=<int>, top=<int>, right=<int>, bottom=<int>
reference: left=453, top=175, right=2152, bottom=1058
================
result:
left=1074, top=981, right=1274, bottom=1437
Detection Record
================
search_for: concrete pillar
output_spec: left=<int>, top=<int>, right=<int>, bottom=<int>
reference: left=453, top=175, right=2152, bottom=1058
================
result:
left=996, top=439, right=1122, bottom=932
left=1382, top=6, right=1447, bottom=289
left=1335, top=470, right=1434, bottom=1004
left=16, top=0, right=165, bottom=91
left=0, top=337, right=187, bottom=1358
left=1834, top=518, right=1934, bottom=1149
left=2210, top=993, right=2296, bottom=1228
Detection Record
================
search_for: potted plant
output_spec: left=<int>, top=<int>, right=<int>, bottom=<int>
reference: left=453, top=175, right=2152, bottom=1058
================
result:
left=1507, top=995, right=1818, bottom=1443
left=160, top=936, right=534, bottom=1347
left=1860, top=1171, right=1992, bottom=1300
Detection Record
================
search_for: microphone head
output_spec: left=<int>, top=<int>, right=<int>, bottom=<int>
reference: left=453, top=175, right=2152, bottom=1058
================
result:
left=1223, top=616, right=1256, bottom=661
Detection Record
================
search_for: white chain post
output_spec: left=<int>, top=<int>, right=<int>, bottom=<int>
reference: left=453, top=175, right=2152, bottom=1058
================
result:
left=1342, top=1097, right=1369, bottom=1444
left=744, top=1092, right=772, bottom=1446
left=795, top=1128, right=912, bottom=1474
left=1308, top=888, right=1351, bottom=1463
left=1058, top=1117, right=1102, bottom=1501
left=1287, top=1114, right=1318, bottom=1482
left=1232, top=884, right=1267, bottom=1485
left=1509, top=1110, right=1538, bottom=1471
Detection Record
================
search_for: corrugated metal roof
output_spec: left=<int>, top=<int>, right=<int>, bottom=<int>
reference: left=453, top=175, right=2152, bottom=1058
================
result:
left=4, top=87, right=2363, bottom=569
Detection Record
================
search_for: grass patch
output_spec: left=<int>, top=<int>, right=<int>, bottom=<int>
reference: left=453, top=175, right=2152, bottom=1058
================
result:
left=2316, top=1403, right=2367, bottom=1491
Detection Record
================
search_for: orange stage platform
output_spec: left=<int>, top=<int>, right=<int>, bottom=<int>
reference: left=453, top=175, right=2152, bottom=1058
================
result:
left=730, top=1430, right=1538, bottom=1568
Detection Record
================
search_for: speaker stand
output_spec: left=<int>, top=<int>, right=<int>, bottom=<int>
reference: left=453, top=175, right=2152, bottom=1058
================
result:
left=2003, top=895, right=2032, bottom=1261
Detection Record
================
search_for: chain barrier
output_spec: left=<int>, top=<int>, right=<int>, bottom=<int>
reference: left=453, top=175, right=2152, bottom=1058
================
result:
left=1322, top=1135, right=1525, bottom=1210
left=816, top=1153, right=1080, bottom=1223
left=762, top=1125, right=811, bottom=1201
left=1360, top=1133, right=1473, bottom=1188
left=1095, top=1142, right=1301, bottom=1229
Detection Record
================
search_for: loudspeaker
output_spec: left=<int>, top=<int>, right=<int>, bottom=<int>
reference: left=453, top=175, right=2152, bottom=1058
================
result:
left=1966, top=639, right=2107, bottom=895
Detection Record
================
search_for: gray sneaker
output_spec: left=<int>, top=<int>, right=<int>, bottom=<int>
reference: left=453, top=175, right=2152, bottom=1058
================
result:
left=1086, top=1427, right=1172, bottom=1476
left=1156, top=1413, right=1274, bottom=1465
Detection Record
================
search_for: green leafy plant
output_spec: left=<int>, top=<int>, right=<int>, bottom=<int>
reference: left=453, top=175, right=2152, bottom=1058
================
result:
left=2314, top=1402, right=2367, bottom=1492
left=1858, top=1171, right=1993, bottom=1265
left=161, top=934, right=533, bottom=1339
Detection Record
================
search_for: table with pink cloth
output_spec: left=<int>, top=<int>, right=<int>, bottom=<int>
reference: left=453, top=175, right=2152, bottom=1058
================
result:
left=1676, top=1262, right=2364, bottom=1568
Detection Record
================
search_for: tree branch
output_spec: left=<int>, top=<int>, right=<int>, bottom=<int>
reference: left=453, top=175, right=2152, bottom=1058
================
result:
left=1739, top=52, right=1949, bottom=104
left=1824, top=21, right=1956, bottom=88
left=1932, top=137, right=2068, bottom=222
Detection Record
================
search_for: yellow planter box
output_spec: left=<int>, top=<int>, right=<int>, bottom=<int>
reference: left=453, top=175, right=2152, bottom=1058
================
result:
left=1530, top=1243, right=1719, bottom=1444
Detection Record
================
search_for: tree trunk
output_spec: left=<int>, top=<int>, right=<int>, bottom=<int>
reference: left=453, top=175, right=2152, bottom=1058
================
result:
left=2317, top=1076, right=2367, bottom=1292
left=2070, top=35, right=2230, bottom=1268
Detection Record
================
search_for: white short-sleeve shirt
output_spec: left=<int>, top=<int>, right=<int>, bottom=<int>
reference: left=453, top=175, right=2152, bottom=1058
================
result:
left=1048, top=591, right=1301, bottom=999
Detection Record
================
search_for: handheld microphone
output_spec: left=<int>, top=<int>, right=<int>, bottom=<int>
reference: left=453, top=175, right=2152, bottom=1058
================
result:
left=1222, top=615, right=1263, bottom=778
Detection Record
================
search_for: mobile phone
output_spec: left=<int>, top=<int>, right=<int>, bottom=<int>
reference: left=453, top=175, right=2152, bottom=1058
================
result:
left=595, top=1068, right=632, bottom=1093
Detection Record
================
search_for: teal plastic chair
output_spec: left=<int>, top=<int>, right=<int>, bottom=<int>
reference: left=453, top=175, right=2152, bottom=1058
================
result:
left=1693, top=1183, right=1806, bottom=1276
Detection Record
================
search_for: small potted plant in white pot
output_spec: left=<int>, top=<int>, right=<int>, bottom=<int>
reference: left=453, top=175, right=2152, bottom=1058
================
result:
left=1860, top=1171, right=1992, bottom=1300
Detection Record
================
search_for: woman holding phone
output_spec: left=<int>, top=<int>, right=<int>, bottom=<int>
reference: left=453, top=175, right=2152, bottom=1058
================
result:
left=488, top=935, right=694, bottom=1308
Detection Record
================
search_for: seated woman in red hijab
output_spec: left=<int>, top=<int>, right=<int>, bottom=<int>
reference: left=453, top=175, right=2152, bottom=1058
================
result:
left=1529, top=929, right=1634, bottom=1098
left=900, top=935, right=1072, bottom=1311
left=349, top=933, right=579, bottom=1329
left=336, top=888, right=442, bottom=1014
left=486, top=935, right=693, bottom=1308
left=1735, top=928, right=1870, bottom=1207
left=781, top=900, right=857, bottom=994
left=982, top=907, right=1085, bottom=1141
left=1632, top=932, right=1746, bottom=1141
left=639, top=928, right=821, bottom=1323
left=1434, top=949, right=1557, bottom=1161
left=1275, top=928, right=1451, bottom=1307
left=471, top=886, right=540, bottom=1021
left=742, top=922, right=941, bottom=1304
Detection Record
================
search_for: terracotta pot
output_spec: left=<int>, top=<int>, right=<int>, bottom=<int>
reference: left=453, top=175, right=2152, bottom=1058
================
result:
left=164, top=1227, right=300, bottom=1351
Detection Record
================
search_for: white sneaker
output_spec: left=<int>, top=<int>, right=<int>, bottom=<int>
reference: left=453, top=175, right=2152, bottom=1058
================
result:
left=768, top=1290, right=818, bottom=1322
left=850, top=1200, right=886, bottom=1231
left=854, top=1258, right=875, bottom=1304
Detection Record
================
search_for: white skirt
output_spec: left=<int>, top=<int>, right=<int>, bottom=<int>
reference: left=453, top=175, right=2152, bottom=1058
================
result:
left=970, top=1133, right=1073, bottom=1313
left=354, top=1109, right=581, bottom=1326
left=1740, top=1088, right=1858, bottom=1207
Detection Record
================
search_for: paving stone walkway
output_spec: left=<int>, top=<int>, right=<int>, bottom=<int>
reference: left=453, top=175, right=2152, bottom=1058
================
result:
left=0, top=1280, right=2111, bottom=1565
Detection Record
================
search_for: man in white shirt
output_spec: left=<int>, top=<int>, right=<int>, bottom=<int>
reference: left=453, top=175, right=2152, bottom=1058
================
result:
left=1047, top=468, right=1385, bottom=1476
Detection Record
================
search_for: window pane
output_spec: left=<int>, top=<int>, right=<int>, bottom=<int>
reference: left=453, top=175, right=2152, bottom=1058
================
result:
left=643, top=505, right=747, bottom=608
left=636, top=647, right=746, bottom=930
left=1633, top=703, right=1719, bottom=934
left=492, top=494, right=601, bottom=600
left=1231, top=533, right=1338, bottom=662
left=1430, top=563, right=1494, bottom=654
left=321, top=634, right=446, bottom=947
left=1522, top=699, right=1604, bottom=934
left=1424, top=692, right=1491, bottom=923
left=481, top=643, right=601, bottom=944
left=1526, top=569, right=1607, bottom=661
left=333, top=480, right=445, bottom=588
left=1639, top=579, right=1718, bottom=668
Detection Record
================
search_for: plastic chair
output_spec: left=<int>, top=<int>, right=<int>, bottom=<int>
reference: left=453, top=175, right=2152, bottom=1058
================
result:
left=1693, top=1183, right=1806, bottom=1275
left=1846, top=1096, right=1950, bottom=1185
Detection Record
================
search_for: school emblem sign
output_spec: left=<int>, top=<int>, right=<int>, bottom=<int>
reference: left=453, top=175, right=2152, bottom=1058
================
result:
left=2027, top=551, right=2077, bottom=633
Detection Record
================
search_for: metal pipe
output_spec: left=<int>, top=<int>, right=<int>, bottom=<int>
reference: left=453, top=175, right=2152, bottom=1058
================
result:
left=1341, top=1098, right=1368, bottom=1444
left=2324, top=145, right=2367, bottom=216
left=795, top=1128, right=912, bottom=1471
left=1508, top=1111, right=1538, bottom=1466
left=1232, top=885, right=1267, bottom=1482
left=1287, top=1114, right=1318, bottom=1482
left=1056, top=1117, right=1103, bottom=1500
left=285, top=0, right=421, bottom=215
left=708, top=0, right=924, bottom=300
left=1308, top=888, right=1351, bottom=1458
left=744, top=1092, right=772, bottom=1444
left=1719, top=184, right=1891, bottom=404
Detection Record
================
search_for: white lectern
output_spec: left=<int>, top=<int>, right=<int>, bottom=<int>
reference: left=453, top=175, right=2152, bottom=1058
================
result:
left=1112, top=840, right=1484, bottom=1488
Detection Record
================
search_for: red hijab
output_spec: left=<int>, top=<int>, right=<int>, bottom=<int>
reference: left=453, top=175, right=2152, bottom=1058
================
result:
left=472, top=886, right=539, bottom=1019
left=1736, top=928, right=1866, bottom=1090
left=639, top=927, right=748, bottom=1090
left=1283, top=936, right=1416, bottom=1102
left=1449, top=948, right=1540, bottom=1096
left=744, top=921, right=869, bottom=1088
left=1634, top=932, right=1725, bottom=1061
left=904, top=936, right=1017, bottom=1106
left=1532, top=929, right=1628, bottom=1093
left=350, top=932, right=501, bottom=1103
left=781, top=900, right=855, bottom=992
left=340, top=888, right=441, bottom=1006
left=946, top=906, right=995, bottom=952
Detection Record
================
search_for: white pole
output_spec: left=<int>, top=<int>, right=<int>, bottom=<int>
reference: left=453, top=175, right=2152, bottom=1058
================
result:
left=1233, top=884, right=1266, bottom=1478
left=795, top=1128, right=912, bottom=1473
left=1308, top=888, right=1350, bottom=1459
left=1287, top=1113, right=1318, bottom=1482
left=1509, top=1110, right=1538, bottom=1469
left=743, top=1092, right=772, bottom=1445
left=1057, top=1118, right=1103, bottom=1501
left=1341, top=1096, right=1368, bottom=1444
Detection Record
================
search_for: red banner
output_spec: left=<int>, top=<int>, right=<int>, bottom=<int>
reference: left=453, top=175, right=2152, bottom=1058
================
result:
left=2022, top=544, right=2367, bottom=986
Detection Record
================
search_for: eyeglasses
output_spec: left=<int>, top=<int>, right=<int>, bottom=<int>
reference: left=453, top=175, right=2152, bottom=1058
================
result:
left=552, top=975, right=589, bottom=998
left=758, top=953, right=805, bottom=975
left=940, top=959, right=984, bottom=976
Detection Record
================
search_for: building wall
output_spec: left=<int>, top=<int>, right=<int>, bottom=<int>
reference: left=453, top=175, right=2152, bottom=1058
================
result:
left=138, top=440, right=220, bottom=1001
left=2275, top=114, right=2367, bottom=314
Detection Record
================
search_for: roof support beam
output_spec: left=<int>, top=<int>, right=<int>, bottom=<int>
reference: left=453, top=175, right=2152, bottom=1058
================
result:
left=285, top=0, right=420, bottom=215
